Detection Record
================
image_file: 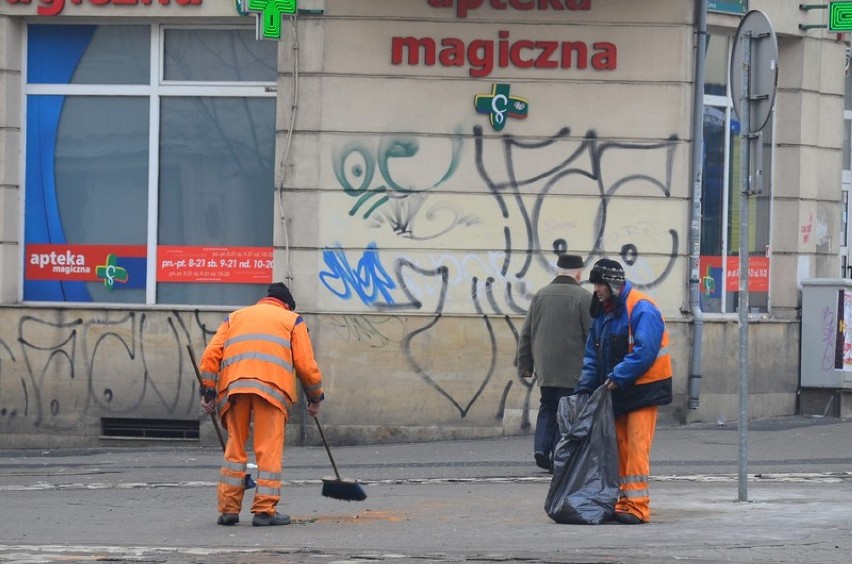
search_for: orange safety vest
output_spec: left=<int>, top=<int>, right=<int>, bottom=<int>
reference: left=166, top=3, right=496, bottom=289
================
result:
left=625, top=289, right=672, bottom=385
left=199, top=297, right=324, bottom=418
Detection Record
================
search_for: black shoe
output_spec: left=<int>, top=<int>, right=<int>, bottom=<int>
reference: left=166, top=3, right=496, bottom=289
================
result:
left=252, top=512, right=291, bottom=527
left=217, top=513, right=239, bottom=526
left=613, top=511, right=645, bottom=525
left=534, top=452, right=551, bottom=470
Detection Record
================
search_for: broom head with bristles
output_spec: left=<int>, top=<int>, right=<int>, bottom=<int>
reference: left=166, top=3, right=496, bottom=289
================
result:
left=321, top=476, right=367, bottom=501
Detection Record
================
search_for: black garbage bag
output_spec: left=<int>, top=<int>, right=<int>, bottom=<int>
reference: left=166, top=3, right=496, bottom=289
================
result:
left=544, top=384, right=620, bottom=524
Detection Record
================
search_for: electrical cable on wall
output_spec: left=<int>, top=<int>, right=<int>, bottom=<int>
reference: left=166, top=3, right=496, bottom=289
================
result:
left=278, top=15, right=300, bottom=285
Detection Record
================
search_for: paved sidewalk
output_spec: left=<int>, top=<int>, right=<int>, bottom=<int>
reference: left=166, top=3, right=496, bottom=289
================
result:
left=0, top=416, right=850, bottom=563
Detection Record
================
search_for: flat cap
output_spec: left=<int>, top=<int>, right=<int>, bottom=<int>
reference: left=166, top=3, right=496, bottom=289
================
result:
left=557, top=254, right=584, bottom=269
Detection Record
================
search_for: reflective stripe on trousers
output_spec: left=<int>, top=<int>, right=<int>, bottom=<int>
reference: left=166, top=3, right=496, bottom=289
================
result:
left=218, top=392, right=287, bottom=516
left=614, top=404, right=657, bottom=522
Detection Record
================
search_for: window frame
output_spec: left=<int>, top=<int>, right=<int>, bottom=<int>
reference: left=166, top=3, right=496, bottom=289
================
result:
left=21, top=23, right=277, bottom=306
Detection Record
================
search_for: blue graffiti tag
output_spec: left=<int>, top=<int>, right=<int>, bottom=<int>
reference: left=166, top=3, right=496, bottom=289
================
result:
left=319, top=243, right=397, bottom=306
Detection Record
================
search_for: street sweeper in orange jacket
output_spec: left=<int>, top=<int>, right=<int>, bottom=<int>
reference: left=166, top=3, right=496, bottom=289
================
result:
left=199, top=282, right=325, bottom=527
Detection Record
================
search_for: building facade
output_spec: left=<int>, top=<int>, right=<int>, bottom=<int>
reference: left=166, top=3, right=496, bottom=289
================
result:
left=0, top=0, right=845, bottom=448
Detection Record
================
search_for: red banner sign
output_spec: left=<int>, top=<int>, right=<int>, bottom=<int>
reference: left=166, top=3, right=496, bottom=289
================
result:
left=157, top=246, right=273, bottom=284
left=25, top=243, right=146, bottom=281
left=699, top=255, right=770, bottom=294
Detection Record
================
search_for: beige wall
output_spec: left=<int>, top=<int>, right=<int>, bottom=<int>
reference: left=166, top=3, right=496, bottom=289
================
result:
left=0, top=306, right=221, bottom=448
left=770, top=26, right=845, bottom=318
left=274, top=1, right=810, bottom=434
left=279, top=0, right=695, bottom=321
left=0, top=2, right=843, bottom=447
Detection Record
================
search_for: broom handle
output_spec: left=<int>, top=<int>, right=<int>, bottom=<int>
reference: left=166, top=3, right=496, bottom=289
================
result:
left=186, top=345, right=227, bottom=451
left=313, top=415, right=342, bottom=481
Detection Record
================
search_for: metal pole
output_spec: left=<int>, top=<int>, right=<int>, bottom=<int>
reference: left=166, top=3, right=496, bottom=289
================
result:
left=687, top=0, right=708, bottom=410
left=737, top=31, right=752, bottom=503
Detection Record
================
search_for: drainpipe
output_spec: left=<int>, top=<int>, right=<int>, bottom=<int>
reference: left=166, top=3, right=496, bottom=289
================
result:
left=687, top=0, right=708, bottom=410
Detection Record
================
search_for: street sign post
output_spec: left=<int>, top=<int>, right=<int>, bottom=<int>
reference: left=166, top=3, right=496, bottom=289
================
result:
left=729, top=9, right=778, bottom=503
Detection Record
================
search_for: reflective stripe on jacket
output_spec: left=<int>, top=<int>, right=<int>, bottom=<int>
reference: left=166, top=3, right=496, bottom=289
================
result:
left=577, top=280, right=672, bottom=415
left=199, top=297, right=324, bottom=419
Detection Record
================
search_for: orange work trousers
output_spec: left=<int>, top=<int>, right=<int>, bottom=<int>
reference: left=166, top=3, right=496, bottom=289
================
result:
left=218, top=392, right=287, bottom=516
left=614, top=405, right=658, bottom=522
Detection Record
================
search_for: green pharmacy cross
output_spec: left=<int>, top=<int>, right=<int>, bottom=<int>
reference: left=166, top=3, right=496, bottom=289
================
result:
left=95, top=254, right=129, bottom=291
left=243, top=0, right=297, bottom=40
left=830, top=2, right=852, bottom=31
left=474, top=84, right=529, bottom=132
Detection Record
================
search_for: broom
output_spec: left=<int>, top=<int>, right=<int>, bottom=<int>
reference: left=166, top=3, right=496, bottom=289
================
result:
left=312, top=414, right=367, bottom=501
left=186, top=345, right=256, bottom=490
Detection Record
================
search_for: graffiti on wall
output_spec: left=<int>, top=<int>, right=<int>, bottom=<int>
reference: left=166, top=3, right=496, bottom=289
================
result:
left=332, top=134, right=469, bottom=237
left=324, top=125, right=680, bottom=419
left=327, top=126, right=678, bottom=307
left=0, top=310, right=223, bottom=431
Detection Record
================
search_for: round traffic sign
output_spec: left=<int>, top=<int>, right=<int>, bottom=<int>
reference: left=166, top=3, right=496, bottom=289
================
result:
left=729, top=10, right=779, bottom=133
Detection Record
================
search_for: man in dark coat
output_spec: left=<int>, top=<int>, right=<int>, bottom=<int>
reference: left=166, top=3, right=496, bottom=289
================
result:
left=517, top=254, right=592, bottom=471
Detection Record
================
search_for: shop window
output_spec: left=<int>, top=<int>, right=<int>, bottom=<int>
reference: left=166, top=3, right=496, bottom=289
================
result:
left=700, top=33, right=772, bottom=314
left=27, top=25, right=149, bottom=85
left=23, top=25, right=276, bottom=306
left=157, top=97, right=274, bottom=305
left=163, top=28, right=275, bottom=82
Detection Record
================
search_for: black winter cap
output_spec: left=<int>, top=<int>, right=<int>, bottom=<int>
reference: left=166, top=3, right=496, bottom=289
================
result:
left=588, top=259, right=625, bottom=295
left=267, top=282, right=296, bottom=310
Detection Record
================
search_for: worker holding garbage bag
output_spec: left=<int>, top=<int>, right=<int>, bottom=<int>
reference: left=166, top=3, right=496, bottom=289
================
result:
left=573, top=259, right=672, bottom=525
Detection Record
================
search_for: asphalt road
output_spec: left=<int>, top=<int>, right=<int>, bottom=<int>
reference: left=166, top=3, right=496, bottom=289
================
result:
left=0, top=416, right=850, bottom=563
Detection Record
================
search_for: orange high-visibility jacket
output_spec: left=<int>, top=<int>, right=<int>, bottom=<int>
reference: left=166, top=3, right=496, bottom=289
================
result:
left=199, top=297, right=324, bottom=419
left=624, top=288, right=672, bottom=386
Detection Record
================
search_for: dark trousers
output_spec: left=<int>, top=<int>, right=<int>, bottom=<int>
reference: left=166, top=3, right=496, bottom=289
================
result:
left=534, top=386, right=574, bottom=458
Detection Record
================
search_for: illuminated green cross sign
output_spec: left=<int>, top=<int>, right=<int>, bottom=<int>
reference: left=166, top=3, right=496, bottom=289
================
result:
left=474, top=83, right=529, bottom=131
left=244, top=0, right=297, bottom=40
left=830, top=2, right=852, bottom=31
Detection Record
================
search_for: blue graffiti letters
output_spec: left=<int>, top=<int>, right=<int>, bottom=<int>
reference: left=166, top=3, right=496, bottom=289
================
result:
left=319, top=243, right=397, bottom=306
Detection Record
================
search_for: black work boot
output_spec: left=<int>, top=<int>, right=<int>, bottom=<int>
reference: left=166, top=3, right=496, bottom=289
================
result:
left=613, top=511, right=646, bottom=525
left=252, top=511, right=291, bottom=526
left=217, top=513, right=239, bottom=526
